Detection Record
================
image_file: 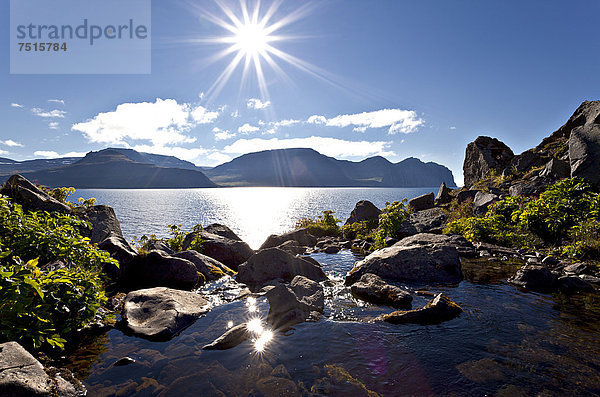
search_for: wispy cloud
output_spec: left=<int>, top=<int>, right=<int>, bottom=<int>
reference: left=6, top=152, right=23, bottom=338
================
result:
left=72, top=98, right=219, bottom=146
left=247, top=98, right=271, bottom=109
left=213, top=127, right=235, bottom=141
left=31, top=108, right=67, bottom=118
left=223, top=136, right=395, bottom=159
left=10, top=103, right=23, bottom=108
left=48, top=122, right=60, bottom=130
left=48, top=99, right=65, bottom=105
left=307, top=108, right=424, bottom=134
left=33, top=150, right=86, bottom=158
left=0, top=140, right=24, bottom=147
left=238, top=123, right=260, bottom=134
left=450, top=126, right=457, bottom=130
left=0, top=150, right=8, bottom=156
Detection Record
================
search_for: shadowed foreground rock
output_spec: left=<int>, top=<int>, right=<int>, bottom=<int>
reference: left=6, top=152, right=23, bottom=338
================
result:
left=463, top=136, right=514, bottom=187
left=78, top=204, right=123, bottom=244
left=397, top=207, right=448, bottom=238
left=0, top=174, right=72, bottom=214
left=259, top=228, right=318, bottom=250
left=202, top=323, right=249, bottom=350
left=183, top=230, right=253, bottom=270
left=237, top=248, right=327, bottom=291
left=381, top=293, right=462, bottom=325
left=266, top=276, right=324, bottom=329
left=121, top=250, right=200, bottom=290
left=121, top=287, right=211, bottom=340
left=172, top=250, right=235, bottom=281
left=508, top=264, right=558, bottom=292
left=344, top=200, right=381, bottom=225
left=408, top=192, right=434, bottom=211
left=0, top=341, right=85, bottom=396
left=350, top=273, right=412, bottom=308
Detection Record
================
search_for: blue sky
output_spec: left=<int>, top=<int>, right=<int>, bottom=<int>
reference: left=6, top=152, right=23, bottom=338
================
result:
left=1, top=0, right=599, bottom=185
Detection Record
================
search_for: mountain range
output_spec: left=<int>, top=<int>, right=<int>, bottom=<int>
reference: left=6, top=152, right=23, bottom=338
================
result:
left=0, top=147, right=456, bottom=188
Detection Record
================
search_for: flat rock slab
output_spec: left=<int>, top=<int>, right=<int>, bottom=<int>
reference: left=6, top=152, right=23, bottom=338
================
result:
left=350, top=273, right=412, bottom=308
left=397, top=207, right=448, bottom=238
left=381, top=293, right=462, bottom=325
left=122, top=287, right=211, bottom=341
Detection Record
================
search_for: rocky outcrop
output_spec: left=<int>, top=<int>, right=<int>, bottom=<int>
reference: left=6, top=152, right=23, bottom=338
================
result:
left=350, top=273, right=412, bottom=308
left=463, top=137, right=514, bottom=187
left=345, top=233, right=463, bottom=285
left=408, top=192, right=434, bottom=211
left=397, top=207, right=448, bottom=238
left=435, top=182, right=453, bottom=204
left=344, top=200, right=381, bottom=225
left=0, top=174, right=72, bottom=214
left=266, top=276, right=324, bottom=329
left=204, top=223, right=243, bottom=241
left=121, top=287, right=211, bottom=340
left=473, top=191, right=499, bottom=215
left=172, top=250, right=234, bottom=281
left=259, top=228, right=317, bottom=250
left=79, top=205, right=123, bottom=244
left=237, top=248, right=327, bottom=291
left=381, top=293, right=462, bottom=325
left=539, top=158, right=570, bottom=180
left=97, top=234, right=137, bottom=279
left=569, top=124, right=600, bottom=189
left=183, top=230, right=253, bottom=270
left=0, top=341, right=85, bottom=396
left=398, top=233, right=476, bottom=257
left=508, top=264, right=558, bottom=292
left=120, top=251, right=199, bottom=290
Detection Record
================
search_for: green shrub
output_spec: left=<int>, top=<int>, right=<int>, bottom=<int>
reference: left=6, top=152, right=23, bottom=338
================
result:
left=560, top=219, right=600, bottom=260
left=340, top=220, right=375, bottom=240
left=43, top=186, right=97, bottom=209
left=372, top=200, right=410, bottom=249
left=295, top=210, right=341, bottom=237
left=133, top=224, right=203, bottom=253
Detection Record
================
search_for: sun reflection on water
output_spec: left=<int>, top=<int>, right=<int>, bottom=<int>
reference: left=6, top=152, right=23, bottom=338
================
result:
left=242, top=296, right=275, bottom=353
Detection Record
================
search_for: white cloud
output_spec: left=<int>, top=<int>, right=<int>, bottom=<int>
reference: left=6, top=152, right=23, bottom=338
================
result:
left=231, top=110, right=240, bottom=118
left=10, top=103, right=23, bottom=108
left=324, top=109, right=424, bottom=134
left=206, top=152, right=232, bottom=164
left=48, top=99, right=65, bottom=105
left=247, top=98, right=271, bottom=109
left=273, top=119, right=300, bottom=127
left=0, top=140, right=24, bottom=147
left=34, top=150, right=60, bottom=158
left=72, top=98, right=219, bottom=146
left=223, top=136, right=395, bottom=159
left=0, top=150, right=8, bottom=156
left=213, top=127, right=235, bottom=141
left=31, top=108, right=66, bottom=118
left=307, top=115, right=326, bottom=125
left=238, top=123, right=260, bottom=134
left=132, top=144, right=209, bottom=163
left=450, top=126, right=457, bottom=130
left=48, top=122, right=60, bottom=130
left=262, top=128, right=277, bottom=135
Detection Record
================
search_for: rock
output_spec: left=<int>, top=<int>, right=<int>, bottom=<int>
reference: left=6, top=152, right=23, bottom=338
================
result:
left=539, top=158, right=570, bottom=180
left=98, top=234, right=137, bottom=279
left=172, top=250, right=234, bottom=281
left=266, top=276, right=324, bottom=329
left=204, top=223, right=242, bottom=241
left=435, top=182, right=453, bottom=205
left=508, top=265, right=558, bottom=292
left=0, top=174, right=72, bottom=214
left=398, top=232, right=476, bottom=258
left=121, top=287, right=210, bottom=340
left=381, top=293, right=462, bottom=325
left=558, top=276, right=595, bottom=293
left=237, top=248, right=327, bottom=291
left=147, top=240, right=175, bottom=255
left=350, top=273, right=412, bottom=308
left=79, top=205, right=123, bottom=244
left=345, top=234, right=463, bottom=285
left=384, top=237, right=398, bottom=247
left=0, top=341, right=84, bottom=396
left=563, top=263, right=588, bottom=275
left=397, top=207, right=448, bottom=238
left=463, top=136, right=514, bottom=187
left=277, top=240, right=306, bottom=255
left=323, top=245, right=340, bottom=254
left=120, top=250, right=199, bottom=290
left=509, top=177, right=551, bottom=197
left=259, top=228, right=318, bottom=250
left=457, top=189, right=479, bottom=204
left=473, top=242, right=518, bottom=258
left=202, top=323, right=249, bottom=350
left=344, top=200, right=381, bottom=225
left=408, top=192, right=435, bottom=211
left=256, top=377, right=299, bottom=397
left=113, top=357, right=136, bottom=367
left=579, top=274, right=600, bottom=285
left=473, top=191, right=499, bottom=215
left=541, top=256, right=560, bottom=267
left=569, top=124, right=600, bottom=189
left=183, top=230, right=254, bottom=270
left=312, top=364, right=379, bottom=397
left=511, top=149, right=546, bottom=173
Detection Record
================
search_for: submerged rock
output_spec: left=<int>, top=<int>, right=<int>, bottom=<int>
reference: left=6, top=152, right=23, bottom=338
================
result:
left=120, top=250, right=199, bottom=290
left=344, top=200, right=381, bottom=225
left=346, top=233, right=463, bottom=285
left=266, top=276, right=324, bottom=329
left=350, top=273, right=412, bottom=308
left=259, top=228, right=318, bottom=250
left=397, top=207, right=448, bottom=238
left=0, top=174, right=72, bottom=214
left=121, top=287, right=211, bottom=340
left=202, top=323, right=249, bottom=350
left=381, top=293, right=462, bottom=325
left=408, top=192, right=435, bottom=211
left=237, top=248, right=327, bottom=291
left=184, top=230, right=253, bottom=270
left=172, top=250, right=235, bottom=281
left=508, top=264, right=558, bottom=292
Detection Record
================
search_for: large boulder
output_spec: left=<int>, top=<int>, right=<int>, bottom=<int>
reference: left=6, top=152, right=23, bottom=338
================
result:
left=121, top=287, right=211, bottom=340
left=457, top=189, right=479, bottom=204
left=0, top=341, right=85, bottom=396
left=435, top=182, right=453, bottom=205
left=120, top=250, right=199, bottom=290
left=350, top=273, right=412, bottom=308
left=508, top=264, right=558, bottom=292
left=539, top=158, right=570, bottom=180
left=463, top=136, right=514, bottom=187
left=408, top=192, right=434, bottom=211
left=569, top=124, right=600, bottom=189
left=204, top=223, right=243, bottom=241
left=97, top=234, right=138, bottom=279
left=397, top=207, right=448, bottom=238
left=183, top=230, right=254, bottom=270
left=511, top=149, right=546, bottom=174
left=79, top=205, right=123, bottom=244
left=398, top=233, right=476, bottom=257
left=237, top=248, right=327, bottom=291
left=344, top=200, right=381, bottom=225
left=266, top=276, right=324, bottom=329
left=381, top=293, right=462, bottom=325
left=259, top=228, right=317, bottom=250
left=345, top=233, right=463, bottom=285
left=0, top=174, right=71, bottom=214
left=473, top=191, right=499, bottom=216
left=172, top=250, right=235, bottom=281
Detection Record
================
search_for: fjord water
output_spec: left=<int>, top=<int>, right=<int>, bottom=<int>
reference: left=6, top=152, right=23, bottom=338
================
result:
left=66, top=188, right=600, bottom=395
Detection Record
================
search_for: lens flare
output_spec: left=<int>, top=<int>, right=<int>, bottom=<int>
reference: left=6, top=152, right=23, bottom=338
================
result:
left=254, top=329, right=273, bottom=353
left=247, top=318, right=264, bottom=335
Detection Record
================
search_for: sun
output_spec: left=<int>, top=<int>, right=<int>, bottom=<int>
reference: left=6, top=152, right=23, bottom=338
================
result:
left=233, top=22, right=269, bottom=56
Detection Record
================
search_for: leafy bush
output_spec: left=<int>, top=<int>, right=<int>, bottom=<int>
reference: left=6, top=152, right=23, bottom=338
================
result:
left=43, top=186, right=97, bottom=209
left=372, top=200, right=410, bottom=249
left=133, top=224, right=203, bottom=253
left=295, top=210, right=341, bottom=237
left=340, top=220, right=375, bottom=240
